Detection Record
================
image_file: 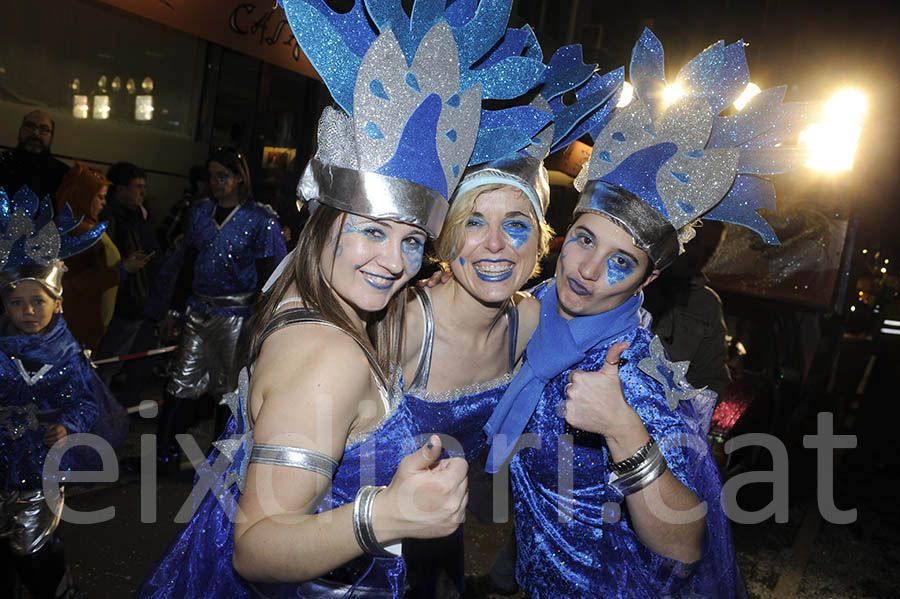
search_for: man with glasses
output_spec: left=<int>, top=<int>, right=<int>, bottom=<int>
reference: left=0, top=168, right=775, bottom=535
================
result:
left=0, top=110, right=70, bottom=199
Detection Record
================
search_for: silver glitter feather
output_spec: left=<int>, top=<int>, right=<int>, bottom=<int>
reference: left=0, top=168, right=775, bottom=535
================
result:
left=213, top=368, right=254, bottom=493
left=638, top=336, right=704, bottom=411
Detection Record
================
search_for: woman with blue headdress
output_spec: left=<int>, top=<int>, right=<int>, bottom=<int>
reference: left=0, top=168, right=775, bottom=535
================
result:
left=138, top=1, right=559, bottom=597
left=399, top=43, right=623, bottom=596
left=483, top=28, right=814, bottom=598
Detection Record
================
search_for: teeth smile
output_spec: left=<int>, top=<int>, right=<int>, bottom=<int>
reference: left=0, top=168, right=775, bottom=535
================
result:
left=473, top=262, right=513, bottom=274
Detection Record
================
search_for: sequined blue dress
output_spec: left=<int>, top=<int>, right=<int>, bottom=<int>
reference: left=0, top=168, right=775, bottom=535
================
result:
left=401, top=288, right=518, bottom=597
left=138, top=309, right=420, bottom=599
left=0, top=315, right=126, bottom=490
left=403, top=288, right=519, bottom=462
left=508, top=283, right=745, bottom=598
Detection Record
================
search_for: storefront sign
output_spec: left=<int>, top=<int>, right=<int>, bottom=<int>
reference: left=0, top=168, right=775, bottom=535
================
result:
left=97, top=0, right=318, bottom=79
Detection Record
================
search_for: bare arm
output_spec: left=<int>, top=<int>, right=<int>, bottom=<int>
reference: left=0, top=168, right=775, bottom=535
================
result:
left=564, top=342, right=706, bottom=563
left=232, top=325, right=467, bottom=583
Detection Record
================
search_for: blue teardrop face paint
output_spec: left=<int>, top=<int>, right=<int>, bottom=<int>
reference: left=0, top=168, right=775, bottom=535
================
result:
left=606, top=254, right=637, bottom=286
left=459, top=256, right=466, bottom=266
left=559, top=232, right=581, bottom=276
left=402, top=238, right=424, bottom=272
left=501, top=219, right=533, bottom=249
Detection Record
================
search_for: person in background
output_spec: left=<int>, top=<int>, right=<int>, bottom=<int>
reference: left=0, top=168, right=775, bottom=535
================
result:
left=151, top=147, right=286, bottom=468
left=158, top=164, right=210, bottom=252
left=643, top=221, right=731, bottom=399
left=0, top=186, right=126, bottom=599
left=95, top=162, right=160, bottom=404
left=55, top=163, right=151, bottom=352
left=0, top=110, right=70, bottom=200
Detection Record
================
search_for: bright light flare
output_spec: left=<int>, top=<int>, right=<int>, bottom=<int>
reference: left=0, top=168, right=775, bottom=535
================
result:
left=617, top=82, right=634, bottom=108
left=800, top=87, right=867, bottom=174
left=663, top=82, right=684, bottom=107
left=733, top=83, right=761, bottom=111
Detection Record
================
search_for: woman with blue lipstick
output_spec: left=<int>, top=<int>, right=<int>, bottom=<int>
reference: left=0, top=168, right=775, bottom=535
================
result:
left=400, top=155, right=550, bottom=599
left=484, top=28, right=811, bottom=598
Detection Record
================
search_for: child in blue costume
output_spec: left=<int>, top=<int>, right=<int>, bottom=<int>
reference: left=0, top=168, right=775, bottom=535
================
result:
left=0, top=186, right=126, bottom=599
left=138, top=1, right=556, bottom=597
left=485, top=28, right=813, bottom=599
left=400, top=46, right=623, bottom=596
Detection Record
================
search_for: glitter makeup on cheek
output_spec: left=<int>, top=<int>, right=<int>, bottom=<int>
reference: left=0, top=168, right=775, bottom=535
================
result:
left=403, top=242, right=424, bottom=272
left=502, top=220, right=533, bottom=249
left=606, top=256, right=636, bottom=286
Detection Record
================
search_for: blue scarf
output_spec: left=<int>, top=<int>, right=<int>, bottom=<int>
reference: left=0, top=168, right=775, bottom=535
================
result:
left=0, top=315, right=82, bottom=364
left=484, top=281, right=642, bottom=472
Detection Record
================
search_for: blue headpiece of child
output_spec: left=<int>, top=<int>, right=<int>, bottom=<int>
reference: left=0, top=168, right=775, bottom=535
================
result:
left=0, top=186, right=107, bottom=298
left=575, top=28, right=815, bottom=269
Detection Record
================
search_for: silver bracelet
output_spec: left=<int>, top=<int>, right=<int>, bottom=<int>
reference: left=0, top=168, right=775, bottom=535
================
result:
left=352, top=485, right=393, bottom=557
left=608, top=442, right=668, bottom=496
left=608, top=437, right=656, bottom=475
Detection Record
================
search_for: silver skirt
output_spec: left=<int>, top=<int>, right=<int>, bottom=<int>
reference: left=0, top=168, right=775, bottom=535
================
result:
left=167, top=304, right=251, bottom=398
left=0, top=487, right=64, bottom=555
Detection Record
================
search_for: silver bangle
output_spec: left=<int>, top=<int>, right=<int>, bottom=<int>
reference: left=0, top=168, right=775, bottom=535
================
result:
left=608, top=437, right=655, bottom=475
left=609, top=442, right=668, bottom=496
left=352, top=485, right=393, bottom=557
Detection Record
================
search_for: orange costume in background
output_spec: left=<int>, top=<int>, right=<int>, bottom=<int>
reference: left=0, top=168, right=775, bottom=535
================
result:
left=56, top=163, right=121, bottom=352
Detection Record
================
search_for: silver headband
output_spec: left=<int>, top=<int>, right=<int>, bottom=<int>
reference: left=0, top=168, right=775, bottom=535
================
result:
left=453, top=154, right=550, bottom=223
left=299, top=159, right=448, bottom=238
left=575, top=180, right=679, bottom=270
left=0, top=262, right=66, bottom=298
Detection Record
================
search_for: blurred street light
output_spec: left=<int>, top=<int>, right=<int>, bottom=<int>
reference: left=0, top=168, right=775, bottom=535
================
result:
left=800, top=87, right=867, bottom=174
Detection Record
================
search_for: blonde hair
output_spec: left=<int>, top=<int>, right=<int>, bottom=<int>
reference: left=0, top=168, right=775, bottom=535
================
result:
left=434, top=183, right=554, bottom=278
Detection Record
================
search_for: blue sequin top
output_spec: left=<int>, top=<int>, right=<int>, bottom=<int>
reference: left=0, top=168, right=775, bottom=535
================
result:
left=402, top=288, right=519, bottom=463
left=0, top=315, right=102, bottom=490
left=184, top=200, right=286, bottom=317
left=509, top=323, right=746, bottom=598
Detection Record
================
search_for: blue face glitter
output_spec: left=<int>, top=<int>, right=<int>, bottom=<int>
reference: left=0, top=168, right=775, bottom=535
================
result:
left=402, top=237, right=424, bottom=272
left=606, top=254, right=636, bottom=287
left=559, top=231, right=584, bottom=277
left=459, top=257, right=466, bottom=266
left=502, top=218, right=533, bottom=249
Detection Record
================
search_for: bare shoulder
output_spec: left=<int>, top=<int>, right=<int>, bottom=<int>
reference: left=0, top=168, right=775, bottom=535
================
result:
left=250, top=322, right=377, bottom=455
left=513, top=291, right=541, bottom=352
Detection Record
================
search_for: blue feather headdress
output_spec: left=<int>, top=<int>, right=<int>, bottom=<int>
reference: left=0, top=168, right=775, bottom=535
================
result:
left=454, top=43, right=624, bottom=223
left=575, top=28, right=814, bottom=269
left=280, top=0, right=558, bottom=237
left=0, top=186, right=107, bottom=298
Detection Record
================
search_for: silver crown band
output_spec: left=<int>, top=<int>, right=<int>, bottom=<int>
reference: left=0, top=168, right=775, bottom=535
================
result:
left=0, top=262, right=66, bottom=298
left=300, top=159, right=448, bottom=239
left=453, top=154, right=550, bottom=224
left=575, top=180, right=680, bottom=270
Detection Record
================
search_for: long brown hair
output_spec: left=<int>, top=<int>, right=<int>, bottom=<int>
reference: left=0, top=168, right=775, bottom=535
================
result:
left=251, top=204, right=404, bottom=390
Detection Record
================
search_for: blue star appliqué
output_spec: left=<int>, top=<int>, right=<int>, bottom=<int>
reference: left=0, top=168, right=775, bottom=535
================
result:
left=638, top=336, right=703, bottom=410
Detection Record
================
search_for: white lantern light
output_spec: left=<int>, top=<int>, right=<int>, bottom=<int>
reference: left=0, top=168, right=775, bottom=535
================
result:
left=72, top=94, right=89, bottom=119
left=93, top=94, right=111, bottom=119
left=135, top=95, right=154, bottom=121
